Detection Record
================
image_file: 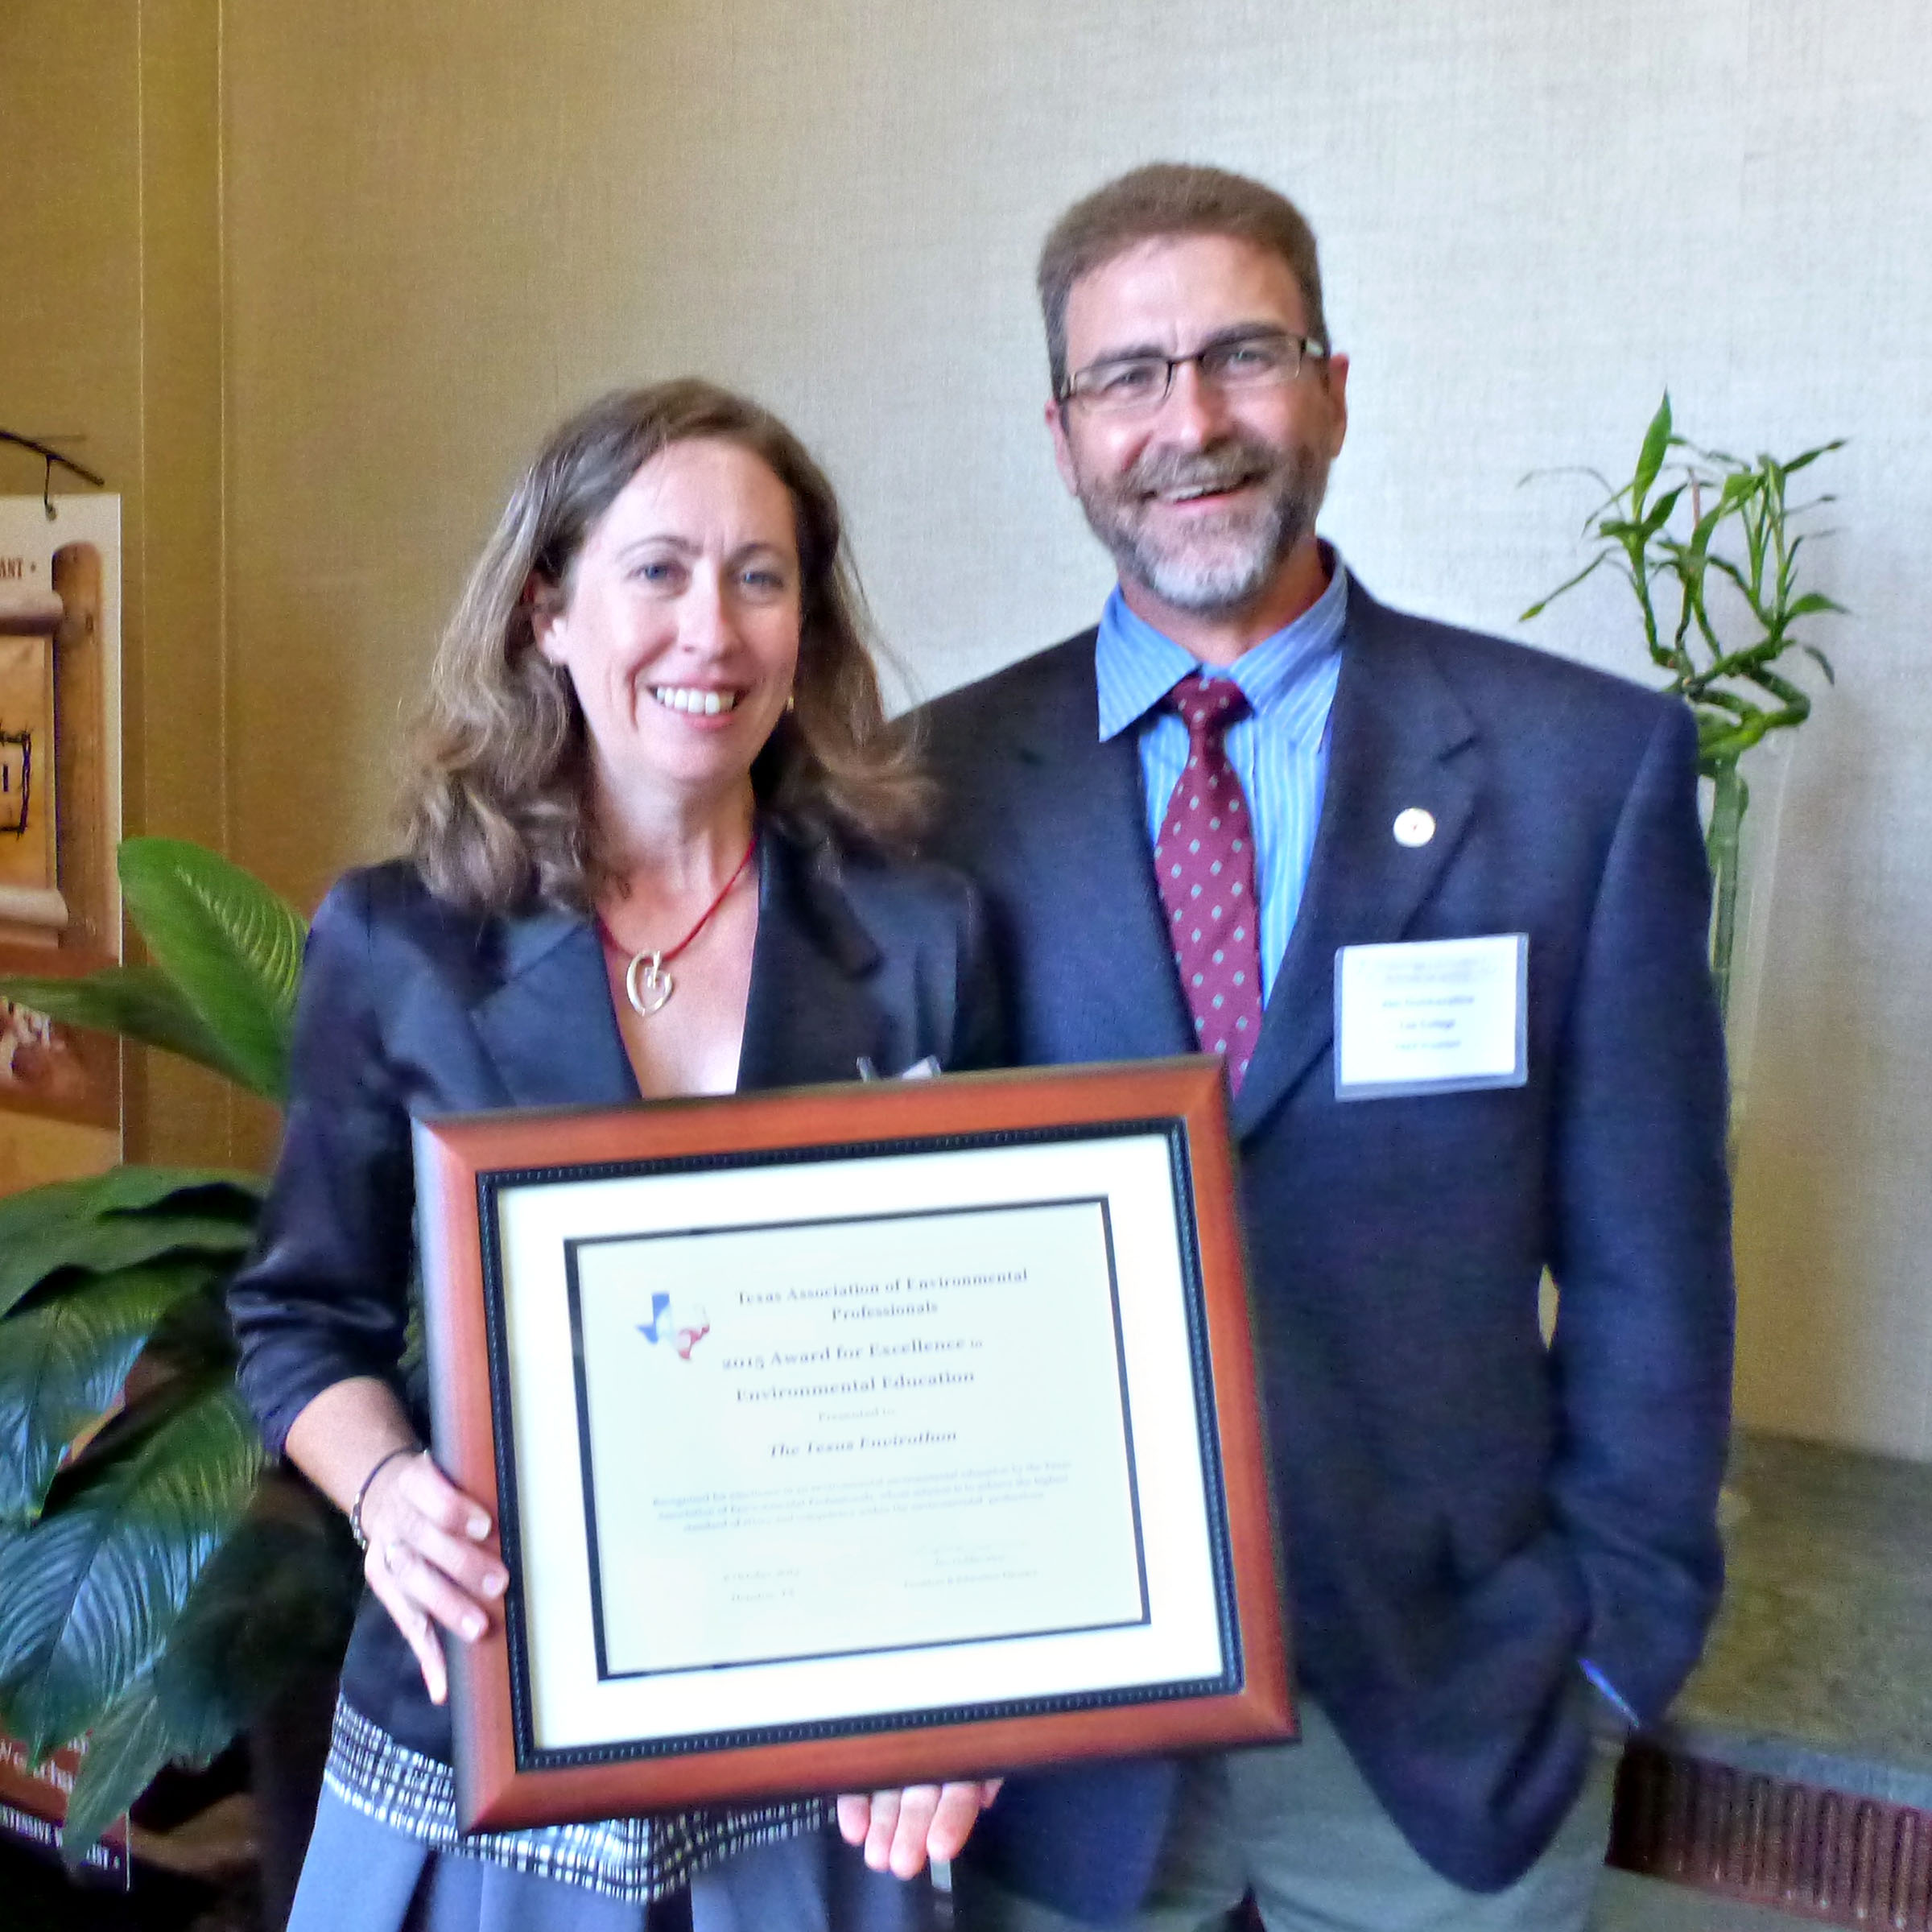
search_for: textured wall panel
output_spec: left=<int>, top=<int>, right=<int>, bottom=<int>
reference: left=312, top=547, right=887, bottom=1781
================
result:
left=207, top=0, right=1932, bottom=1451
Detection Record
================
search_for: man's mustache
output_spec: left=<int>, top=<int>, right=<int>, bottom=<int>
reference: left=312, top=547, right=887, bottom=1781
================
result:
left=1125, top=436, right=1282, bottom=499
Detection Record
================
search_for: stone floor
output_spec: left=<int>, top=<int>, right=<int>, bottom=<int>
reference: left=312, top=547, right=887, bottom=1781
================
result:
left=1662, top=1430, right=1932, bottom=1808
left=1597, top=1868, right=1832, bottom=1928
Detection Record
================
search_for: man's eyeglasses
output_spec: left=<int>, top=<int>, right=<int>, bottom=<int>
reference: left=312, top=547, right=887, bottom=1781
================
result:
left=1059, top=330, right=1328, bottom=415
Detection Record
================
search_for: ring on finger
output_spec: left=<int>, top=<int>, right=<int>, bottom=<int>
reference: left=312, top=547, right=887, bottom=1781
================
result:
left=384, top=1538, right=410, bottom=1574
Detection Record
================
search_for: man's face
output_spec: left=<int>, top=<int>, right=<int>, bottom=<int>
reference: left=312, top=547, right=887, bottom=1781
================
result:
left=1048, top=233, right=1349, bottom=621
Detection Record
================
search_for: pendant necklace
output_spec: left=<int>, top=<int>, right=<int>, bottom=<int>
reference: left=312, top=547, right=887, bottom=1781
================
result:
left=600, top=830, right=758, bottom=1018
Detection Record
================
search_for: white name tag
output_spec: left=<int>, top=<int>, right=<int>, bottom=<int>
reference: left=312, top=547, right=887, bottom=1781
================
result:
left=1334, top=935, right=1528, bottom=1100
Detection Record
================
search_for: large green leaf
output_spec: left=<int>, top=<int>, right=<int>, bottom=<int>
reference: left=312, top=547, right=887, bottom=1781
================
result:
left=58, top=1673, right=185, bottom=1860
left=0, top=1381, right=262, bottom=1756
left=155, top=1501, right=360, bottom=1740
left=0, top=1261, right=224, bottom=1527
left=118, top=838, right=308, bottom=1104
left=59, top=1503, right=360, bottom=1860
left=0, top=1165, right=262, bottom=1242
left=62, top=1493, right=359, bottom=1859
left=60, top=1663, right=249, bottom=1861
left=0, top=1204, right=256, bottom=1324
left=0, top=1166, right=261, bottom=1322
left=0, top=965, right=241, bottom=1087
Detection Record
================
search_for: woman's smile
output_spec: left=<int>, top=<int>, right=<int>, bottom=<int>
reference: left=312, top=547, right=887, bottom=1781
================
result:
left=650, top=683, right=745, bottom=716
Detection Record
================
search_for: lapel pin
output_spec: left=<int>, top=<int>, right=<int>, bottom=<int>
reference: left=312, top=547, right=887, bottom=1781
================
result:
left=1393, top=807, right=1435, bottom=848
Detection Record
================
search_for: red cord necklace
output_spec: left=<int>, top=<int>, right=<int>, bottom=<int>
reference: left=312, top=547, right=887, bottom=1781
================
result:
left=599, top=829, right=758, bottom=1018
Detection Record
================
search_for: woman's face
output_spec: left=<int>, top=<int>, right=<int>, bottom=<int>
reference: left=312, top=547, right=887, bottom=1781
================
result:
left=535, top=436, right=802, bottom=812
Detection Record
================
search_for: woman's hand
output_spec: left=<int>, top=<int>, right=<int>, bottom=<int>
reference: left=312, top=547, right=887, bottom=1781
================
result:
left=357, top=1448, right=510, bottom=1705
left=836, top=1780, right=1004, bottom=1879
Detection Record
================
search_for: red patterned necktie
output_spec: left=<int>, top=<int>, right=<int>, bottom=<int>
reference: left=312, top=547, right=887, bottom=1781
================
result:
left=1154, top=673, right=1263, bottom=1090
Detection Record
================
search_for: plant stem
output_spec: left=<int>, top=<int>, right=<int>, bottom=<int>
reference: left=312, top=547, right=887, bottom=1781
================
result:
left=1707, top=761, right=1748, bottom=1027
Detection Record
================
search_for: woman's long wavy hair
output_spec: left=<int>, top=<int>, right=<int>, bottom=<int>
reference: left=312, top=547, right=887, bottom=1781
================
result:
left=400, top=379, right=929, bottom=914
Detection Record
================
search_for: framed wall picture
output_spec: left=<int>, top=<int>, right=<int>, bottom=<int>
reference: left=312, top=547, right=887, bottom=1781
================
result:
left=0, top=494, right=122, bottom=1164
left=414, top=1058, right=1292, bottom=1831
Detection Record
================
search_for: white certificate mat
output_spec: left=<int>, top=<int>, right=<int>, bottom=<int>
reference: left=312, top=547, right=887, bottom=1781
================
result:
left=485, top=1127, right=1233, bottom=1760
left=568, top=1197, right=1147, bottom=1678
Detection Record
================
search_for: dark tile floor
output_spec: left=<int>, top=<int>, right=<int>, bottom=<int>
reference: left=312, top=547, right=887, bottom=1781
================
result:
left=0, top=1840, right=255, bottom=1932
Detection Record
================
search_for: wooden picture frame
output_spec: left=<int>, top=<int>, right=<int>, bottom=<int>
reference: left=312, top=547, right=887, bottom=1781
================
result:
left=414, top=1058, right=1292, bottom=1832
left=0, top=497, right=123, bottom=1150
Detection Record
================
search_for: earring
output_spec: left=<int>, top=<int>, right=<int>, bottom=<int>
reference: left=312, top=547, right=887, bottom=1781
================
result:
left=785, top=691, right=796, bottom=714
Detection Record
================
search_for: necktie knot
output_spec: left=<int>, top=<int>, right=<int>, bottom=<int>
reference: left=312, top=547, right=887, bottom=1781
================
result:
left=1168, top=672, right=1249, bottom=747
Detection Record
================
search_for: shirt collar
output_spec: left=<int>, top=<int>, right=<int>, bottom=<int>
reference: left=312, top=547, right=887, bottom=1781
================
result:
left=1094, top=551, right=1349, bottom=743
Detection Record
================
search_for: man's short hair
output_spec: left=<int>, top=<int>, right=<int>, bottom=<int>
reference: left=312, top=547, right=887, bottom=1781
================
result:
left=1037, top=163, right=1329, bottom=395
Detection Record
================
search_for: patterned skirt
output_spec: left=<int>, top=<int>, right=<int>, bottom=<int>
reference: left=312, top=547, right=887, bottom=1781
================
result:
left=293, top=1698, right=936, bottom=1930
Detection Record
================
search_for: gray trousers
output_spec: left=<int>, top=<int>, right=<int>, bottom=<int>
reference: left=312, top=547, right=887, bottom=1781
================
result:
left=952, top=1701, right=1621, bottom=1932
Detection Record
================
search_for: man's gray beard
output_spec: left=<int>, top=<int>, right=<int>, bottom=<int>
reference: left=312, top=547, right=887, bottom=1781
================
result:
left=1075, top=438, right=1325, bottom=617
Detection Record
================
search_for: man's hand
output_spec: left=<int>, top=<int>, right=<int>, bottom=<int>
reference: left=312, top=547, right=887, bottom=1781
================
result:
left=836, top=1780, right=1004, bottom=1879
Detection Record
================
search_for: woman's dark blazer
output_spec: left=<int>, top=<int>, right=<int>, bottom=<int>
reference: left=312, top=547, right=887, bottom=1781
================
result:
left=227, top=824, right=1001, bottom=1762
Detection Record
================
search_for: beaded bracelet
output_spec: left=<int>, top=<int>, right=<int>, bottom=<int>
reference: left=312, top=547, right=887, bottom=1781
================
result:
left=349, top=1444, right=419, bottom=1550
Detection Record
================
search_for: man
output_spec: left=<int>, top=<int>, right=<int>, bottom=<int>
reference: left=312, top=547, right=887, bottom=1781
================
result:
left=919, top=163, right=1734, bottom=1931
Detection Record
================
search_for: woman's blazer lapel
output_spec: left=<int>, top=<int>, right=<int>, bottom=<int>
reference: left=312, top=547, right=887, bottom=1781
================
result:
left=464, top=828, right=894, bottom=1109
left=465, top=903, right=639, bottom=1109
left=737, top=828, right=895, bottom=1090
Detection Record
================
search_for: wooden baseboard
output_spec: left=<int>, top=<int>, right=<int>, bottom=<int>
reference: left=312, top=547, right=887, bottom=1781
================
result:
left=1610, top=1741, right=1932, bottom=1928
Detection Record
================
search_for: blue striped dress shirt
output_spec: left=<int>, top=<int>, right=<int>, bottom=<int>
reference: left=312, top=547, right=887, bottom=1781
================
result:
left=1095, top=560, right=1349, bottom=1001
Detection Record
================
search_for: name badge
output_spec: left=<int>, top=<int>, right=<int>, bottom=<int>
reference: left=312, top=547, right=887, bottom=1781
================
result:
left=1334, top=935, right=1527, bottom=1100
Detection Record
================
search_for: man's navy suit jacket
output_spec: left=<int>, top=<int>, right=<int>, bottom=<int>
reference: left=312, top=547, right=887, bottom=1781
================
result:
left=920, top=580, right=1734, bottom=1914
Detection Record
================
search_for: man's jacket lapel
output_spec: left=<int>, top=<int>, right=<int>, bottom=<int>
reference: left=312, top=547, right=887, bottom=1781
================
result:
left=1005, top=640, right=1195, bottom=1066
left=1234, top=588, right=1482, bottom=1135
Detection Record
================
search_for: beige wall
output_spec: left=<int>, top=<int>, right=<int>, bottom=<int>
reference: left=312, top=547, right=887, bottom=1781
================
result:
left=0, top=0, right=237, bottom=1166
left=7, top=0, right=1932, bottom=1457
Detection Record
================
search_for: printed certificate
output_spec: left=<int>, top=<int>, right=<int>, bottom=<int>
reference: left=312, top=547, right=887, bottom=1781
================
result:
left=569, top=1197, right=1146, bottom=1676
left=416, top=1060, right=1290, bottom=1831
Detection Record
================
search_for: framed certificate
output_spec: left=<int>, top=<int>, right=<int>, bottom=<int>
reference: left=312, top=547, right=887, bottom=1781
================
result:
left=414, top=1057, right=1292, bottom=1831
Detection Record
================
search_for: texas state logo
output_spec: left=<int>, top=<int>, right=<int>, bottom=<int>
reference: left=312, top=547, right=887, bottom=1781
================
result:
left=638, top=1290, right=710, bottom=1361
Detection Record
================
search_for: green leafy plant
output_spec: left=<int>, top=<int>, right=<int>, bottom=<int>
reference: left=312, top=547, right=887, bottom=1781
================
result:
left=0, top=839, right=359, bottom=1857
left=1523, top=394, right=1845, bottom=1018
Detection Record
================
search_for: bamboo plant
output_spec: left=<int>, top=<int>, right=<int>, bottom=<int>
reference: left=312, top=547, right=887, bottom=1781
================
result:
left=0, top=839, right=358, bottom=1858
left=1524, top=394, right=1845, bottom=1019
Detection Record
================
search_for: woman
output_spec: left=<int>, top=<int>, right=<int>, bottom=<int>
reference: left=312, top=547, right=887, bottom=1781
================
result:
left=228, top=381, right=1002, bottom=1930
